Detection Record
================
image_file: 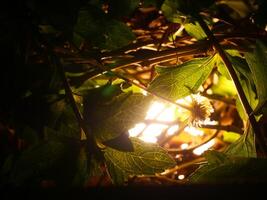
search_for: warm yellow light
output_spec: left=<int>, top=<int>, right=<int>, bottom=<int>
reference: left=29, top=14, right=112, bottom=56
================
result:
left=181, top=143, right=189, bottom=150
left=167, top=125, right=179, bottom=136
left=128, top=123, right=146, bottom=137
left=139, top=135, right=158, bottom=143
left=145, top=101, right=165, bottom=120
left=156, top=106, right=176, bottom=122
left=184, top=126, right=204, bottom=136
left=143, top=124, right=168, bottom=137
left=178, top=174, right=185, bottom=180
left=193, top=139, right=215, bottom=155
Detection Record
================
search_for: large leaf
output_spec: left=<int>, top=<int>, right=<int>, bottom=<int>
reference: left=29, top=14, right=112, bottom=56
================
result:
left=245, top=41, right=267, bottom=113
left=104, top=137, right=176, bottom=184
left=148, top=56, right=216, bottom=101
left=9, top=140, right=79, bottom=186
left=190, top=151, right=267, bottom=183
left=184, top=22, right=207, bottom=40
left=84, top=89, right=153, bottom=142
left=224, top=122, right=256, bottom=158
left=225, top=55, right=258, bottom=120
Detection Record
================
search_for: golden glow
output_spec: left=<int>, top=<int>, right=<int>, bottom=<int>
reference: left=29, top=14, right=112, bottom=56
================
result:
left=180, top=143, right=189, bottom=150
left=129, top=94, right=214, bottom=145
left=145, top=101, right=165, bottom=120
left=128, top=123, right=146, bottom=137
left=193, top=139, right=215, bottom=155
left=178, top=174, right=185, bottom=180
left=167, top=125, right=179, bottom=136
left=184, top=126, right=204, bottom=136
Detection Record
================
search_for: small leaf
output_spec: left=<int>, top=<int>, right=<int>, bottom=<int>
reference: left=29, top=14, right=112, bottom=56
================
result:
left=245, top=41, right=267, bottom=113
left=224, top=122, right=256, bottom=158
left=104, top=137, right=176, bottom=184
left=184, top=22, right=206, bottom=40
left=148, top=56, right=216, bottom=100
left=222, top=131, right=241, bottom=143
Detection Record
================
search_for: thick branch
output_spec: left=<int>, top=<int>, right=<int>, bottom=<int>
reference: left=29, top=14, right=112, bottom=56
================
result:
left=196, top=14, right=266, bottom=156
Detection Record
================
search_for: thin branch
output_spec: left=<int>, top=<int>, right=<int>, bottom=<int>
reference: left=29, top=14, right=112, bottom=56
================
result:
left=196, top=14, right=267, bottom=156
left=167, top=130, right=220, bottom=154
left=52, top=55, right=91, bottom=140
left=161, top=157, right=205, bottom=176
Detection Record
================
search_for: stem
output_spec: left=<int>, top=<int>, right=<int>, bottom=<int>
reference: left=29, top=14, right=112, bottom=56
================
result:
left=52, top=55, right=91, bottom=141
left=196, top=14, right=266, bottom=156
left=167, top=130, right=220, bottom=154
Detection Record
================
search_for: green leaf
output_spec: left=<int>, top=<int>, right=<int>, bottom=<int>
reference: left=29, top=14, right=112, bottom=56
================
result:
left=161, top=0, right=185, bottom=23
left=245, top=41, right=267, bottom=113
left=161, top=0, right=214, bottom=21
left=184, top=22, right=207, bottom=40
left=224, top=123, right=256, bottom=158
left=148, top=56, right=216, bottom=101
left=74, top=7, right=135, bottom=50
left=104, top=138, right=176, bottom=184
left=222, top=131, right=241, bottom=143
left=9, top=141, right=68, bottom=186
left=108, top=0, right=140, bottom=18
left=105, top=159, right=127, bottom=185
left=85, top=91, right=153, bottom=142
left=190, top=151, right=267, bottom=183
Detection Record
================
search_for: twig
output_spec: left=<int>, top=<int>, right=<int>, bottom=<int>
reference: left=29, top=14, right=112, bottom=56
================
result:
left=161, top=157, right=205, bottom=176
left=196, top=14, right=267, bottom=156
left=167, top=130, right=220, bottom=153
left=52, top=55, right=91, bottom=140
left=143, top=119, right=243, bottom=134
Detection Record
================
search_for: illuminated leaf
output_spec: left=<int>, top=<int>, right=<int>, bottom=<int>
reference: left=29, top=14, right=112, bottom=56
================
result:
left=104, top=137, right=176, bottom=184
left=222, top=131, right=241, bottom=143
left=184, top=22, right=206, bottom=40
left=245, top=41, right=267, bottom=113
left=148, top=56, right=216, bottom=101
left=190, top=151, right=267, bottom=183
left=224, top=123, right=256, bottom=158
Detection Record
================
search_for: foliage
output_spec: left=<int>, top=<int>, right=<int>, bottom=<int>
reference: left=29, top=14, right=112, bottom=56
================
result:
left=1, top=0, right=267, bottom=187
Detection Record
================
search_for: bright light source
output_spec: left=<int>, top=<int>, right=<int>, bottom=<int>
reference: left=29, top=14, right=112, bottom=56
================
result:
left=185, top=126, right=204, bottom=136
left=143, top=124, right=168, bottom=137
left=193, top=139, right=215, bottom=155
left=157, top=106, right=176, bottom=122
left=145, top=102, right=165, bottom=120
left=129, top=123, right=146, bottom=137
left=178, top=174, right=185, bottom=180
left=181, top=143, right=189, bottom=150
left=167, top=125, right=179, bottom=136
left=139, top=135, right=157, bottom=143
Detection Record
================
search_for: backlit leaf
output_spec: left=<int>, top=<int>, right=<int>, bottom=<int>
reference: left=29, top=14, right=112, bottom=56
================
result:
left=184, top=22, right=206, bottom=40
left=224, top=122, right=256, bottom=158
left=148, top=56, right=216, bottom=100
left=245, top=41, right=267, bottom=113
left=104, top=137, right=176, bottom=184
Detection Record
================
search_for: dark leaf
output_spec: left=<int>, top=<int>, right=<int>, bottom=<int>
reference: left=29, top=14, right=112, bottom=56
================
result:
left=103, top=133, right=134, bottom=152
